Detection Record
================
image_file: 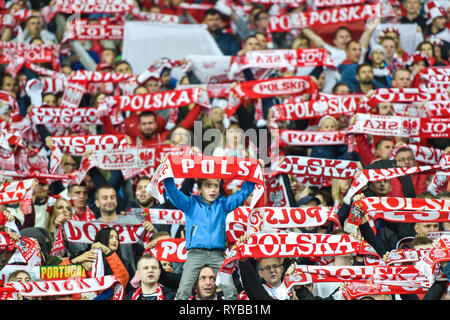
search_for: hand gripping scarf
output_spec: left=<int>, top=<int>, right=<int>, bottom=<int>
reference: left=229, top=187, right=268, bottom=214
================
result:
left=267, top=3, right=382, bottom=33
left=345, top=197, right=450, bottom=234
left=275, top=264, right=443, bottom=299
left=344, top=162, right=450, bottom=204
left=147, top=154, right=265, bottom=209
left=217, top=232, right=367, bottom=287
left=415, top=236, right=450, bottom=284
left=5, top=275, right=124, bottom=300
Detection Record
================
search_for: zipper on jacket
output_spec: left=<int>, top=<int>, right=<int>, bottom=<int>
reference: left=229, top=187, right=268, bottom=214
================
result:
left=189, top=225, right=197, bottom=247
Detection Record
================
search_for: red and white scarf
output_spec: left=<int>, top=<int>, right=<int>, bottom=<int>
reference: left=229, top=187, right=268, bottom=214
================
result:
left=147, top=154, right=265, bottom=209
left=41, top=0, right=133, bottom=22
left=366, top=88, right=449, bottom=107
left=390, top=143, right=444, bottom=165
left=272, top=156, right=358, bottom=179
left=348, top=113, right=450, bottom=138
left=149, top=238, right=187, bottom=263
left=51, top=134, right=127, bottom=157
left=62, top=19, right=123, bottom=43
left=226, top=76, right=318, bottom=118
left=345, top=196, right=450, bottom=234
left=230, top=48, right=335, bottom=73
left=131, top=284, right=165, bottom=300
left=267, top=3, right=382, bottom=33
left=385, top=248, right=430, bottom=265
left=277, top=129, right=346, bottom=146
left=6, top=275, right=124, bottom=300
left=344, top=163, right=450, bottom=203
left=62, top=220, right=149, bottom=245
left=276, top=264, right=440, bottom=299
left=415, top=236, right=450, bottom=283
left=0, top=179, right=35, bottom=206
left=130, top=8, right=179, bottom=24
left=428, top=154, right=450, bottom=197
left=246, top=206, right=340, bottom=233
left=225, top=206, right=253, bottom=245
left=313, top=0, right=365, bottom=7
left=217, top=232, right=363, bottom=287
left=49, top=225, right=66, bottom=257
left=31, top=107, right=123, bottom=126
left=271, top=95, right=362, bottom=121
left=128, top=208, right=185, bottom=225
left=341, top=282, right=428, bottom=300
left=100, top=87, right=202, bottom=112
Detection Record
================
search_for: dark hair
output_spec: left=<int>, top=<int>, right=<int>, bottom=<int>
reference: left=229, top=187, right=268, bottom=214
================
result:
left=197, top=178, right=221, bottom=189
left=95, top=184, right=116, bottom=200
left=138, top=110, right=157, bottom=122
left=375, top=137, right=393, bottom=149
left=254, top=10, right=269, bottom=21
left=356, top=63, right=372, bottom=75
left=345, top=40, right=360, bottom=50
left=193, top=264, right=216, bottom=295
left=437, top=191, right=450, bottom=199
left=68, top=181, right=87, bottom=193
left=93, top=227, right=122, bottom=276
left=204, top=8, right=222, bottom=19
left=409, top=236, right=432, bottom=248
left=331, top=83, right=350, bottom=94
left=333, top=26, right=351, bottom=40
left=313, top=189, right=333, bottom=206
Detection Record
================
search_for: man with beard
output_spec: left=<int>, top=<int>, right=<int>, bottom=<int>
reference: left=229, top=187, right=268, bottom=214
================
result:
left=354, top=63, right=386, bottom=94
left=95, top=185, right=154, bottom=272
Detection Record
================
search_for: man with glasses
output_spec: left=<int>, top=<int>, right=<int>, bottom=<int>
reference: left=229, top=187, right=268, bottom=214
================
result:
left=392, top=147, right=428, bottom=197
left=238, top=256, right=293, bottom=300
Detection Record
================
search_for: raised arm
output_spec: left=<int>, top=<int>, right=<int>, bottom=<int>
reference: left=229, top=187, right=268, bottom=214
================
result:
left=163, top=177, right=195, bottom=214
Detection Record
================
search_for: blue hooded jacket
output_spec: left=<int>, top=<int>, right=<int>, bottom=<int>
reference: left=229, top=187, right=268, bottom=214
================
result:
left=163, top=178, right=255, bottom=250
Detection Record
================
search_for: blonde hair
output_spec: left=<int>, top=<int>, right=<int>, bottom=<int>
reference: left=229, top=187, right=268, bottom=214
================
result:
left=46, top=198, right=73, bottom=234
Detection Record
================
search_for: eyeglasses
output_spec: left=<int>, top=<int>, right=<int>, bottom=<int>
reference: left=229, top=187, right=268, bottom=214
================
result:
left=396, top=157, right=415, bottom=163
left=259, top=264, right=282, bottom=272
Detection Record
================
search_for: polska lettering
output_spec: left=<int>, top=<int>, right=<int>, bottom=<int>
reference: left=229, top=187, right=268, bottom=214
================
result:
left=151, top=238, right=187, bottom=263
left=234, top=76, right=314, bottom=98
left=366, top=88, right=449, bottom=107
left=6, top=275, right=124, bottom=300
left=273, top=156, right=358, bottom=179
left=63, top=220, right=148, bottom=244
left=272, top=96, right=360, bottom=120
left=314, top=0, right=365, bottom=7
left=110, top=88, right=200, bottom=111
left=233, top=48, right=335, bottom=69
left=279, top=130, right=346, bottom=146
left=268, top=3, right=382, bottom=33
left=51, top=134, right=126, bottom=156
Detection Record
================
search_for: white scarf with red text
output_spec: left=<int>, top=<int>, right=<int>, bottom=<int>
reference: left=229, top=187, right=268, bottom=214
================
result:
left=246, top=206, right=340, bottom=233
left=6, top=275, right=124, bottom=300
left=100, top=87, right=202, bottom=112
left=217, top=232, right=364, bottom=287
left=415, top=237, right=450, bottom=283
left=366, top=88, right=449, bottom=107
left=348, top=113, right=450, bottom=138
left=277, top=129, right=346, bottom=146
left=271, top=95, right=363, bottom=121
left=230, top=48, right=335, bottom=74
left=267, top=3, right=382, bottom=33
left=62, top=220, right=149, bottom=245
left=147, top=154, right=265, bottom=209
left=149, top=238, right=187, bottom=263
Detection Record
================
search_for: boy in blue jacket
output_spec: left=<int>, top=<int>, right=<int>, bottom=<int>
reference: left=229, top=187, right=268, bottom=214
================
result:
left=162, top=159, right=264, bottom=300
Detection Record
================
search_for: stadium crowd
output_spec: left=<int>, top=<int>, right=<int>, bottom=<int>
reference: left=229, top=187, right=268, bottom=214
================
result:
left=0, top=0, right=449, bottom=301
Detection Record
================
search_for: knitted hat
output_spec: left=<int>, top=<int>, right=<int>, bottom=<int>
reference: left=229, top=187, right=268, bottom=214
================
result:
left=406, top=51, right=430, bottom=67
left=425, top=1, right=446, bottom=25
left=370, top=44, right=385, bottom=56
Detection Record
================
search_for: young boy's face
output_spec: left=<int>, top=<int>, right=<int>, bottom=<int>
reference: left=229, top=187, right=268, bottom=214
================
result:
left=199, top=179, right=220, bottom=204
